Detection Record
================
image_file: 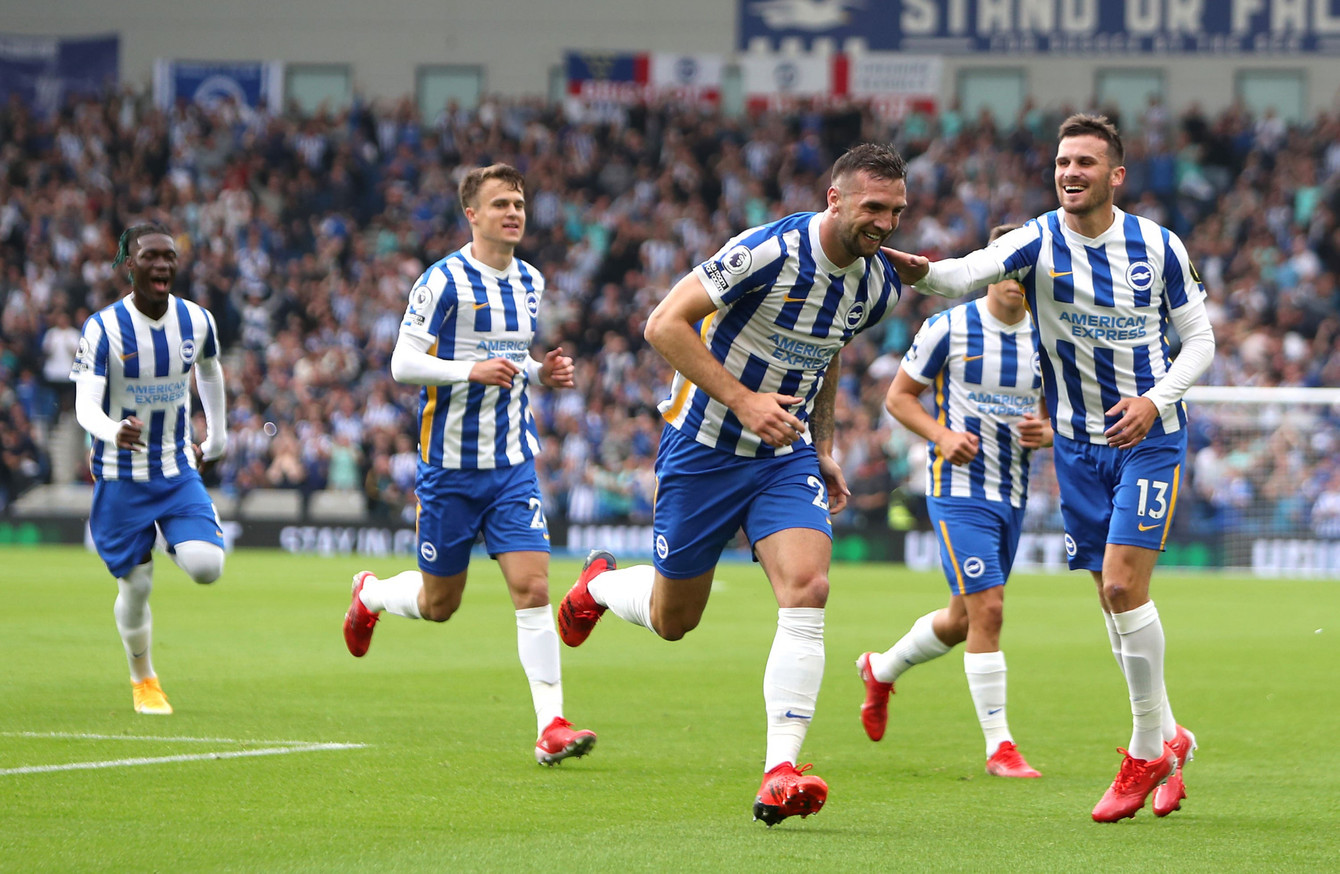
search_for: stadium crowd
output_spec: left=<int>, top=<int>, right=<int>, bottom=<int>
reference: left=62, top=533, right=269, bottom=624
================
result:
left=3, top=87, right=1340, bottom=542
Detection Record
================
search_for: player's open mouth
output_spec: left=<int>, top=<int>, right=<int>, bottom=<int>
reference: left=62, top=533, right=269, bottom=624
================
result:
left=1063, top=185, right=1085, bottom=194
left=149, top=276, right=171, bottom=290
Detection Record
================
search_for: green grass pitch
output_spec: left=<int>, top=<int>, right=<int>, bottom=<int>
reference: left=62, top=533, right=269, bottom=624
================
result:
left=2, top=545, right=1337, bottom=872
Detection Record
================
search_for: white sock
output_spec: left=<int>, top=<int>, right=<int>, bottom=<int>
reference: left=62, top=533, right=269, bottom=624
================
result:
left=1106, top=607, right=1177, bottom=743
left=516, top=606, right=563, bottom=734
left=1112, top=601, right=1167, bottom=761
left=360, top=571, right=423, bottom=619
left=588, top=564, right=655, bottom=631
left=763, top=608, right=825, bottom=772
left=115, top=561, right=155, bottom=683
left=964, top=650, right=1012, bottom=757
left=1102, top=609, right=1124, bottom=672
left=870, top=611, right=951, bottom=683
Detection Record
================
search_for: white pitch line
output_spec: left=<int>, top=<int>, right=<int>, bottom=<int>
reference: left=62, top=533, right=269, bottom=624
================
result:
left=3, top=731, right=320, bottom=745
left=0, top=742, right=367, bottom=776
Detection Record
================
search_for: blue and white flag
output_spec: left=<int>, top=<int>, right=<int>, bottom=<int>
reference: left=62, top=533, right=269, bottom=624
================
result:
left=153, top=59, right=284, bottom=112
left=0, top=33, right=118, bottom=115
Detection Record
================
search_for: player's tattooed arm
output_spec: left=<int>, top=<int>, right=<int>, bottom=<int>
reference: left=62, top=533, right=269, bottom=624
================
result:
left=812, top=352, right=850, bottom=514
left=811, top=357, right=838, bottom=448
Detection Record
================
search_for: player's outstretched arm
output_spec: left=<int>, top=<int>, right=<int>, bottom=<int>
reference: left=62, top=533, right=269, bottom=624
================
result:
left=880, top=246, right=930, bottom=285
left=885, top=369, right=978, bottom=465
left=882, top=245, right=1008, bottom=299
left=645, top=273, right=803, bottom=449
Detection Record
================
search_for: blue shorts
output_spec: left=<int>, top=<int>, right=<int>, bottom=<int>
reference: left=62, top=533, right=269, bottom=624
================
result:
left=926, top=496, right=1025, bottom=595
left=651, top=424, right=832, bottom=579
left=90, top=473, right=224, bottom=579
left=1053, top=430, right=1187, bottom=571
left=414, top=460, right=550, bottom=576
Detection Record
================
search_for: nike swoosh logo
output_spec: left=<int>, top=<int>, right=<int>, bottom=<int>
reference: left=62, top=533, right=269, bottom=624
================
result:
left=1049, top=270, right=1073, bottom=278
left=1138, top=522, right=1160, bottom=531
left=782, top=295, right=807, bottom=303
left=120, top=351, right=138, bottom=361
left=215, top=530, right=224, bottom=537
left=784, top=710, right=812, bottom=720
left=473, top=302, right=489, bottom=309
left=131, top=649, right=147, bottom=659
left=962, top=354, right=984, bottom=362
left=987, top=707, right=1003, bottom=716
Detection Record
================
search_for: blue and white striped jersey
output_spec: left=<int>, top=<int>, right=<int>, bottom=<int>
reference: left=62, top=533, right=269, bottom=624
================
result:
left=988, top=207, right=1206, bottom=443
left=400, top=244, right=544, bottom=470
left=900, top=298, right=1040, bottom=508
left=660, top=212, right=902, bottom=457
left=71, top=295, right=220, bottom=481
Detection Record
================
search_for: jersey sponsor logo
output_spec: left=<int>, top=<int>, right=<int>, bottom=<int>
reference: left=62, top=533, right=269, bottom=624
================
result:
left=1064, top=533, right=1077, bottom=557
left=420, top=541, right=437, bottom=562
left=525, top=290, right=539, bottom=317
left=962, top=556, right=985, bottom=578
left=845, top=301, right=865, bottom=329
left=179, top=339, right=197, bottom=365
left=1059, top=310, right=1149, bottom=341
left=1049, top=270, right=1073, bottom=278
left=655, top=534, right=669, bottom=559
left=722, top=245, right=753, bottom=276
left=1126, top=260, right=1155, bottom=292
left=768, top=332, right=830, bottom=368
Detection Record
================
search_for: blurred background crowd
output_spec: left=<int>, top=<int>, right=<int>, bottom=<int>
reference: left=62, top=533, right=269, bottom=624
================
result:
left=3, top=88, right=1340, bottom=541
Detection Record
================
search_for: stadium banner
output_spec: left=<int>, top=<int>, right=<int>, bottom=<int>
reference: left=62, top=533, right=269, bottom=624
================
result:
left=566, top=51, right=723, bottom=103
left=152, top=58, right=284, bottom=112
left=739, top=0, right=1340, bottom=54
left=8, top=512, right=1338, bottom=575
left=844, top=53, right=941, bottom=118
left=650, top=53, right=724, bottom=102
left=740, top=53, right=836, bottom=109
left=0, top=33, right=118, bottom=116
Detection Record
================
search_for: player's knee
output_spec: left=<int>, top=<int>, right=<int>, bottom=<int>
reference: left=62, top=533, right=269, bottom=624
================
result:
left=976, top=601, right=1004, bottom=635
left=791, top=575, right=830, bottom=608
left=508, top=577, right=549, bottom=610
left=175, top=542, right=224, bottom=585
left=420, top=593, right=461, bottom=623
left=1102, top=581, right=1134, bottom=608
left=650, top=604, right=703, bottom=641
left=653, top=616, right=697, bottom=641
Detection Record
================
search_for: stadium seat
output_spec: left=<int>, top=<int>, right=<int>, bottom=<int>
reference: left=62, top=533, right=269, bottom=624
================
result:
left=238, top=489, right=304, bottom=521
left=307, top=490, right=369, bottom=522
